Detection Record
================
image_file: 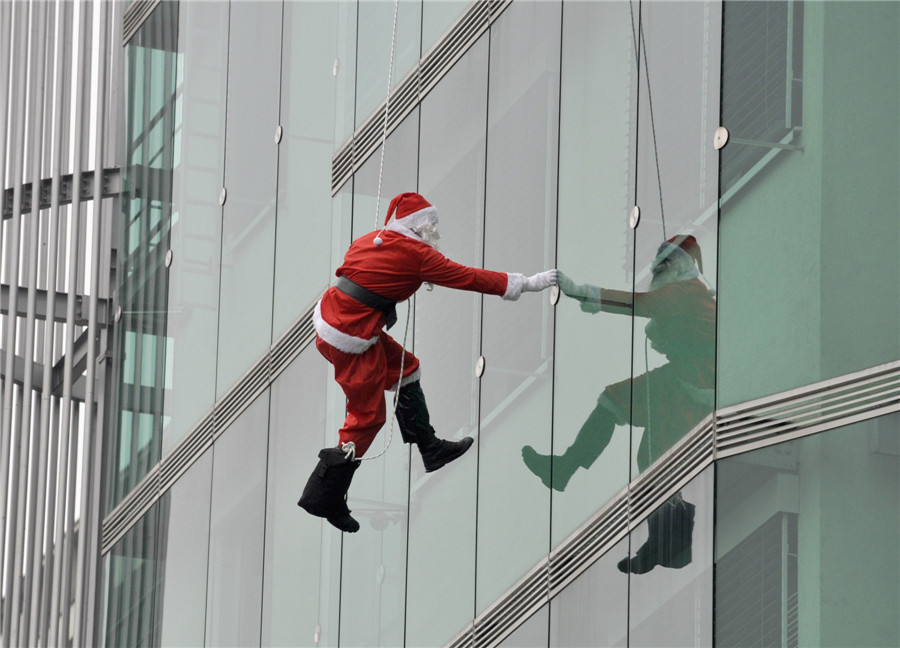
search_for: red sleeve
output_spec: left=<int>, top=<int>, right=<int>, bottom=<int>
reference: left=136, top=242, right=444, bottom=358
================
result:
left=603, top=280, right=708, bottom=318
left=418, top=246, right=508, bottom=296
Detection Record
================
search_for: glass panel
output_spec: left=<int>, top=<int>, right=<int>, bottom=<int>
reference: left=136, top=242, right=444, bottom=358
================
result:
left=262, top=349, right=339, bottom=646
left=422, top=0, right=469, bottom=56
left=477, top=0, right=560, bottom=612
left=157, top=452, right=213, bottom=647
left=109, top=1, right=179, bottom=511
left=631, top=0, right=720, bottom=477
left=716, top=416, right=900, bottom=648
left=500, top=604, right=549, bottom=647
left=717, top=1, right=900, bottom=407
left=334, top=1, right=358, bottom=147
left=355, top=0, right=422, bottom=128
left=163, top=0, right=228, bottom=455
left=273, top=1, right=356, bottom=335
left=215, top=1, right=281, bottom=396
left=628, top=467, right=714, bottom=647
left=204, top=394, right=269, bottom=647
left=544, top=0, right=637, bottom=548
left=549, top=537, right=629, bottom=647
left=103, top=504, right=161, bottom=647
left=405, top=35, right=489, bottom=648
left=335, top=112, right=419, bottom=648
left=350, top=107, right=420, bottom=240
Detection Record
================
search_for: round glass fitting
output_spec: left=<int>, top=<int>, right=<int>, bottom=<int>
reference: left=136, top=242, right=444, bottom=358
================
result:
left=714, top=126, right=729, bottom=150
left=629, top=205, right=641, bottom=229
left=475, top=355, right=486, bottom=378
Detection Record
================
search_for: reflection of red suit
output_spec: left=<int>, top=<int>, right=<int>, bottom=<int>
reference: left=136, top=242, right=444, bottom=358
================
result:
left=597, top=278, right=716, bottom=468
left=314, top=229, right=511, bottom=456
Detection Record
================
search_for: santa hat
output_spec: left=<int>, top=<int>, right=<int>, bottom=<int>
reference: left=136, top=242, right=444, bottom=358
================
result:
left=652, top=234, right=703, bottom=273
left=384, top=192, right=438, bottom=230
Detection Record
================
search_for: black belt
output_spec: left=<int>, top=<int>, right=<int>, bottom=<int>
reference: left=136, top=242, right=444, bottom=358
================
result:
left=335, top=275, right=398, bottom=329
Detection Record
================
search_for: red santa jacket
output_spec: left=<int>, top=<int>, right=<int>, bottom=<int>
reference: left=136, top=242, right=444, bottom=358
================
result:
left=314, top=229, right=513, bottom=354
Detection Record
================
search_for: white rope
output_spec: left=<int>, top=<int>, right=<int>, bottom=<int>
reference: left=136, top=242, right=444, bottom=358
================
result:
left=358, top=297, right=413, bottom=462
left=355, top=0, right=406, bottom=462
left=373, top=0, right=402, bottom=230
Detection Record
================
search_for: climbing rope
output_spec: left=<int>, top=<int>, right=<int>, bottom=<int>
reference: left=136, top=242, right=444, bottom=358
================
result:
left=352, top=296, right=412, bottom=462
left=348, top=0, right=408, bottom=463
left=373, top=0, right=402, bottom=231
left=631, top=1, right=667, bottom=240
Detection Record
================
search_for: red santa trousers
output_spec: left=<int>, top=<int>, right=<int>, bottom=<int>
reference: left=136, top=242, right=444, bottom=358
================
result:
left=316, top=331, right=420, bottom=456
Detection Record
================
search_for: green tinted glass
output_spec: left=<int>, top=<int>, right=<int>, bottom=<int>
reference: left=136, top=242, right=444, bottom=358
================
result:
left=717, top=1, right=900, bottom=406
left=716, top=417, right=899, bottom=647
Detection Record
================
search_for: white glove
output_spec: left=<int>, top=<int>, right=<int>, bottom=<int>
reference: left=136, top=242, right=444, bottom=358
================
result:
left=558, top=271, right=603, bottom=313
left=523, top=269, right=558, bottom=292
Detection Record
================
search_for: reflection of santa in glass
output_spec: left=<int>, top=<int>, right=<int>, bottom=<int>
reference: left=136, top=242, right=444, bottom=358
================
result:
left=523, top=234, right=714, bottom=573
left=299, top=192, right=557, bottom=533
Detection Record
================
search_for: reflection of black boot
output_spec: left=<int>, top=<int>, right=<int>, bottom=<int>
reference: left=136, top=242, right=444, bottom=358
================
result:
left=521, top=403, right=617, bottom=492
left=397, top=381, right=473, bottom=472
left=298, top=447, right=361, bottom=533
left=618, top=493, right=695, bottom=574
left=521, top=446, right=580, bottom=491
left=658, top=493, right=695, bottom=569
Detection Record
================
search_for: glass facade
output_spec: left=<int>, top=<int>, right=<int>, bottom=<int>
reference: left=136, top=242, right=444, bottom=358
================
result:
left=717, top=0, right=900, bottom=407
left=99, top=1, right=900, bottom=647
left=716, top=416, right=899, bottom=648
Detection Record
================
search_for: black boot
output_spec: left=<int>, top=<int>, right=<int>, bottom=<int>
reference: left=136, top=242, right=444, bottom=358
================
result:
left=298, top=447, right=361, bottom=533
left=618, top=493, right=695, bottom=574
left=396, top=381, right=474, bottom=472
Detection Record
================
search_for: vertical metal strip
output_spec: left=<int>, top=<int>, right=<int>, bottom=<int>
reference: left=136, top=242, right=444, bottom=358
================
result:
left=40, top=8, right=74, bottom=643
left=34, top=3, right=70, bottom=643
left=0, top=1, right=15, bottom=638
left=16, top=4, right=50, bottom=646
left=76, top=2, right=110, bottom=645
left=65, top=5, right=95, bottom=639
left=49, top=1, right=90, bottom=643
left=2, top=2, right=31, bottom=643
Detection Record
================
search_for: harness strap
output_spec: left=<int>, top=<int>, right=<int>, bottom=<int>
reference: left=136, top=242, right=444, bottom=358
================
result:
left=335, top=275, right=398, bottom=330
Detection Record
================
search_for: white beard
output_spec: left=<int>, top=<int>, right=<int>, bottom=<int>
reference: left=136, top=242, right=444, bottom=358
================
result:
left=417, top=222, right=441, bottom=250
left=650, top=258, right=697, bottom=290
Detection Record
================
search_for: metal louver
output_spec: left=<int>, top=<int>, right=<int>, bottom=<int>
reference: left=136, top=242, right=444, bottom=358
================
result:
left=331, top=0, right=512, bottom=195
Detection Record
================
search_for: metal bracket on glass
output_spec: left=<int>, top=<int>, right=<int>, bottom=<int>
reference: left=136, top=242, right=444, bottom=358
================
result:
left=727, top=135, right=803, bottom=151
left=219, top=187, right=227, bottom=206
left=629, top=205, right=640, bottom=229
left=274, top=125, right=283, bottom=144
left=475, top=355, right=486, bottom=378
left=550, top=285, right=560, bottom=306
left=714, top=126, right=730, bottom=150
left=165, top=249, right=174, bottom=268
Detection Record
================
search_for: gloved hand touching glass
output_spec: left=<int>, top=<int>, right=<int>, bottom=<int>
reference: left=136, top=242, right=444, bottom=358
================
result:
left=557, top=270, right=603, bottom=313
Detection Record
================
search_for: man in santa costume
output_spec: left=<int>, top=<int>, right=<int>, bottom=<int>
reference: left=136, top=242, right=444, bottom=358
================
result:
left=299, top=192, right=557, bottom=533
left=522, top=233, right=714, bottom=573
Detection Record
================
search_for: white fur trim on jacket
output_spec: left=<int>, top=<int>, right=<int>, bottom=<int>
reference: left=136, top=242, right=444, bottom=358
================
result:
left=503, top=273, right=526, bottom=301
left=313, top=299, right=379, bottom=354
